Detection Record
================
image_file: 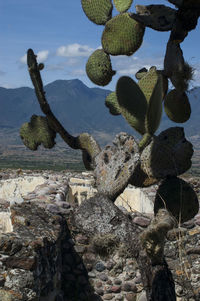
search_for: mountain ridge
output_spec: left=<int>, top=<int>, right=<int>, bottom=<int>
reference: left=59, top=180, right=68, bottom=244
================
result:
left=0, top=79, right=200, bottom=145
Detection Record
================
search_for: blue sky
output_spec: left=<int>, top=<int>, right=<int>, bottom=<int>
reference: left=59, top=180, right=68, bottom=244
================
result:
left=1, top=0, right=200, bottom=90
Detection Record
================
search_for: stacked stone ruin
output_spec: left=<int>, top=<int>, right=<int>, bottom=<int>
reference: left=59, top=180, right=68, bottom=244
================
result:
left=0, top=169, right=199, bottom=300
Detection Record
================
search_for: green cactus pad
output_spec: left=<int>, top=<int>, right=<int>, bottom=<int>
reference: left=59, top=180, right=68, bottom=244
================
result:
left=138, top=67, right=163, bottom=134
left=81, top=0, right=113, bottom=25
left=141, top=127, right=193, bottom=179
left=105, top=92, right=121, bottom=115
left=113, top=0, right=133, bottom=13
left=86, top=49, right=116, bottom=86
left=116, top=76, right=147, bottom=135
left=145, top=74, right=163, bottom=134
left=135, top=67, right=148, bottom=80
left=138, top=67, right=158, bottom=102
left=157, top=71, right=168, bottom=99
left=102, top=13, right=145, bottom=56
left=20, top=115, right=56, bottom=151
left=154, top=177, right=199, bottom=223
left=164, top=89, right=191, bottom=123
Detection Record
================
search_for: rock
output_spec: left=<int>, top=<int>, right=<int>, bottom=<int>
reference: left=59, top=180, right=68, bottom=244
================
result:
left=103, top=293, right=113, bottom=300
left=133, top=216, right=150, bottom=227
left=95, top=261, right=106, bottom=272
left=99, top=273, right=108, bottom=282
left=111, top=285, right=121, bottom=293
left=125, top=292, right=137, bottom=301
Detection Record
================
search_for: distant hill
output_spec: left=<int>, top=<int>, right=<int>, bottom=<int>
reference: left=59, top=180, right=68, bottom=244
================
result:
left=0, top=79, right=200, bottom=145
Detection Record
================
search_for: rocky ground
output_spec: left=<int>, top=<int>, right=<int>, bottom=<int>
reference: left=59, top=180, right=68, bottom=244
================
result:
left=0, top=168, right=199, bottom=300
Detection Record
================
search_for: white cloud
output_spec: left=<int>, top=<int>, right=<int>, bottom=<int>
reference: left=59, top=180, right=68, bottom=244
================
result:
left=37, top=50, right=49, bottom=62
left=20, top=50, right=49, bottom=64
left=57, top=43, right=94, bottom=57
left=71, top=69, right=85, bottom=76
left=20, top=54, right=27, bottom=64
left=112, top=55, right=163, bottom=77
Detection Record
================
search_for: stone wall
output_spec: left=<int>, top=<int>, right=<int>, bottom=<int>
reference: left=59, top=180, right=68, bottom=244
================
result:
left=0, top=169, right=199, bottom=300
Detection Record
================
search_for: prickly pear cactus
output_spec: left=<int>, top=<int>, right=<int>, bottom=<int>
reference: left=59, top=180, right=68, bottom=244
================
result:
left=116, top=67, right=163, bottom=137
left=135, top=67, right=148, bottom=80
left=141, top=127, right=193, bottom=179
left=154, top=177, right=199, bottom=223
left=20, top=115, right=56, bottom=151
left=105, top=92, right=121, bottom=115
left=138, top=67, right=159, bottom=102
left=164, top=89, right=191, bottom=123
left=86, top=49, right=116, bottom=86
left=81, top=0, right=113, bottom=25
left=132, top=4, right=176, bottom=31
left=94, top=133, right=140, bottom=200
left=113, top=0, right=133, bottom=13
left=116, top=76, right=147, bottom=135
left=102, top=13, right=145, bottom=56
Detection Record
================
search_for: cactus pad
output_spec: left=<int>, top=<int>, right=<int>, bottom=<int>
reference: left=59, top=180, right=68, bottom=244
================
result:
left=158, top=71, right=168, bottom=99
left=138, top=67, right=159, bottom=102
left=81, top=0, right=113, bottom=25
left=102, top=13, right=145, bottom=56
left=20, top=115, right=56, bottom=151
left=154, top=177, right=199, bottom=223
left=138, top=67, right=163, bottom=134
left=135, top=67, right=148, bottom=80
left=141, top=127, right=193, bottom=179
left=164, top=89, right=191, bottom=123
left=132, top=5, right=176, bottom=31
left=86, top=49, right=116, bottom=86
left=105, top=92, right=121, bottom=115
left=164, top=41, right=184, bottom=78
left=113, top=0, right=133, bottom=13
left=94, top=133, right=140, bottom=200
left=116, top=76, right=147, bottom=135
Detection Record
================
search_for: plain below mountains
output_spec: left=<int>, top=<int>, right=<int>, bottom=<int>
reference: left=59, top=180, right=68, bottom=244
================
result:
left=0, top=79, right=199, bottom=146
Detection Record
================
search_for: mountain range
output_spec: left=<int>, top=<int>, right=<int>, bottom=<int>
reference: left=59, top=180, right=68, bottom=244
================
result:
left=0, top=79, right=199, bottom=146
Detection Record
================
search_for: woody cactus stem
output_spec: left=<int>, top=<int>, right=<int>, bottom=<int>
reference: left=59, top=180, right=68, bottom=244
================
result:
left=140, top=209, right=177, bottom=301
left=27, top=49, right=101, bottom=169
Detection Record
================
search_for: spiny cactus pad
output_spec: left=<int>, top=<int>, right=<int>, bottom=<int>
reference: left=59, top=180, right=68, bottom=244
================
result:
left=154, top=177, right=199, bottom=223
left=135, top=67, right=148, bottom=80
left=102, top=13, right=145, bottom=56
left=164, top=89, right=191, bottom=123
left=81, top=0, right=113, bottom=25
left=132, top=5, right=176, bottom=31
left=20, top=115, right=56, bottom=151
left=138, top=67, right=159, bottom=102
left=105, top=92, right=121, bottom=115
left=157, top=71, right=168, bottom=99
left=141, top=127, right=193, bottom=179
left=113, top=0, right=133, bottom=13
left=138, top=67, right=163, bottom=134
left=94, top=133, right=140, bottom=200
left=86, top=49, right=116, bottom=86
left=116, top=76, right=147, bottom=135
